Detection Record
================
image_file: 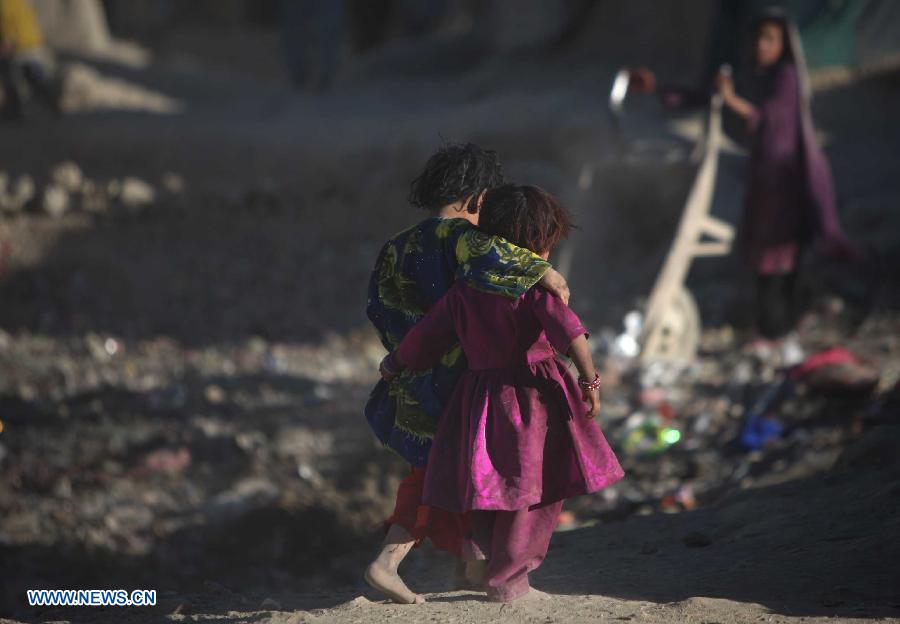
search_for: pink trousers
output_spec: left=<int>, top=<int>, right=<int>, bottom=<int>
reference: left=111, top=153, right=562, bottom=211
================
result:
left=462, top=500, right=563, bottom=602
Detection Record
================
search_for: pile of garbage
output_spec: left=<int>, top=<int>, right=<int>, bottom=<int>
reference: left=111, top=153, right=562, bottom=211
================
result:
left=1, top=299, right=895, bottom=598
left=561, top=306, right=896, bottom=526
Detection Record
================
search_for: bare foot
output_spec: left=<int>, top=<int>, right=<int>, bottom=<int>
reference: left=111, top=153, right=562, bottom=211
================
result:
left=364, top=562, right=425, bottom=605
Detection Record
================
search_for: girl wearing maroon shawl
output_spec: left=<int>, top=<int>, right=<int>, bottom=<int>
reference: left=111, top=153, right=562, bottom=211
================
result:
left=381, top=186, right=624, bottom=602
left=716, top=10, right=856, bottom=338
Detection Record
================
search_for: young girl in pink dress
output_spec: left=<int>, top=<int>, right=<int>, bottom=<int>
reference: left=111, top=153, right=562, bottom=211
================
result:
left=379, top=185, right=624, bottom=602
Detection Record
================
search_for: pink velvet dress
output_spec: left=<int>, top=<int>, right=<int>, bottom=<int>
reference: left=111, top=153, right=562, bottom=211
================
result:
left=396, top=282, right=624, bottom=514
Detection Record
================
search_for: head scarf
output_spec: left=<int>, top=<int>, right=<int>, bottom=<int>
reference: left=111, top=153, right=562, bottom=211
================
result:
left=750, top=7, right=815, bottom=127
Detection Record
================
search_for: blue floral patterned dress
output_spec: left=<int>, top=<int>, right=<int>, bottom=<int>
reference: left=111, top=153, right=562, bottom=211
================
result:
left=366, top=217, right=550, bottom=466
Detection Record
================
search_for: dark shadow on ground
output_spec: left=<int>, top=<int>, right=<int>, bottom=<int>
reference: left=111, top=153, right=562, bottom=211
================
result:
left=535, top=425, right=900, bottom=619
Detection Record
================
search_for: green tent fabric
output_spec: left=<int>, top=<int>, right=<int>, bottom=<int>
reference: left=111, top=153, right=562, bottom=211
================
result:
left=786, top=0, right=900, bottom=71
left=740, top=0, right=900, bottom=71
left=796, top=0, right=866, bottom=69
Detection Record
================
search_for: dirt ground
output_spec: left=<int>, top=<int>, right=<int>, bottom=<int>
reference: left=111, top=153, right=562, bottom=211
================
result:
left=2, top=31, right=900, bottom=624
left=8, top=425, right=900, bottom=623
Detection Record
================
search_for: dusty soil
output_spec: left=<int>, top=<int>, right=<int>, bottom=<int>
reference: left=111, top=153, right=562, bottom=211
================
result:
left=7, top=425, right=900, bottom=623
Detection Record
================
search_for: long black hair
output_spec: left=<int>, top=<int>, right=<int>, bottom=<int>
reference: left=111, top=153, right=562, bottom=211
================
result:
left=408, top=142, right=504, bottom=212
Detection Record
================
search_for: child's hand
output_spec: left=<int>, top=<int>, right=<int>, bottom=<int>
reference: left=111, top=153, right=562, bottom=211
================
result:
left=539, top=268, right=570, bottom=305
left=582, top=385, right=601, bottom=418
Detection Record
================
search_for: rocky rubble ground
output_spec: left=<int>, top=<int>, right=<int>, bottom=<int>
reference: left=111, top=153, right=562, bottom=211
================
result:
left=0, top=161, right=163, bottom=219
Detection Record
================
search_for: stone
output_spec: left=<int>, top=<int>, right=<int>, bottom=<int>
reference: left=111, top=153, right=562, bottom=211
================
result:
left=51, top=161, right=84, bottom=193
left=204, top=384, right=226, bottom=405
left=119, top=177, right=156, bottom=208
left=42, top=183, right=70, bottom=218
left=161, top=172, right=185, bottom=194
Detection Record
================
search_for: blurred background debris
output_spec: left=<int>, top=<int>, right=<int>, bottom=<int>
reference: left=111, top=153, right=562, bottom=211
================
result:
left=1, top=0, right=899, bottom=621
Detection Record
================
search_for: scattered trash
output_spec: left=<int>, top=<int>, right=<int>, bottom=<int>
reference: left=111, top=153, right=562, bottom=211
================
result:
left=296, top=463, right=322, bottom=486
left=119, top=176, right=156, bottom=209
left=623, top=411, right=681, bottom=455
left=557, top=510, right=577, bottom=529
left=678, top=485, right=697, bottom=508
left=104, top=338, right=120, bottom=356
left=739, top=415, right=785, bottom=451
left=639, top=386, right=668, bottom=408
left=204, top=384, right=227, bottom=405
left=138, top=447, right=192, bottom=475
left=782, top=333, right=805, bottom=366
left=790, top=347, right=879, bottom=394
left=612, top=310, right=643, bottom=359
left=738, top=375, right=793, bottom=450
left=51, top=161, right=84, bottom=193
left=42, top=183, right=71, bottom=217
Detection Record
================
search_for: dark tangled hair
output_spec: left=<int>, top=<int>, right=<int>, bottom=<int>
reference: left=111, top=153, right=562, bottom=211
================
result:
left=408, top=142, right=504, bottom=211
left=478, top=184, right=572, bottom=254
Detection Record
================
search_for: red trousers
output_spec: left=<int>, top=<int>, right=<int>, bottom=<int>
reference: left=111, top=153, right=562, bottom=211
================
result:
left=386, top=467, right=468, bottom=558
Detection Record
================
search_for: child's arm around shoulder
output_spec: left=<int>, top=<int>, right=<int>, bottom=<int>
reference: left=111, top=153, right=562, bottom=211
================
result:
left=445, top=220, right=570, bottom=303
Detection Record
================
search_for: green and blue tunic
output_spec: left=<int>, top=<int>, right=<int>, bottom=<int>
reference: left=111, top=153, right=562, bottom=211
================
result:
left=365, top=217, right=550, bottom=466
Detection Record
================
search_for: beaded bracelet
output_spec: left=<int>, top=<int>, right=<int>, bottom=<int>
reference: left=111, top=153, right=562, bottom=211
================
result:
left=578, top=372, right=602, bottom=391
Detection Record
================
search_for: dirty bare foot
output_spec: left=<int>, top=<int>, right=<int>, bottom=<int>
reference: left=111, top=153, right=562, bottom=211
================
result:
left=364, top=523, right=423, bottom=604
left=364, top=561, right=424, bottom=604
